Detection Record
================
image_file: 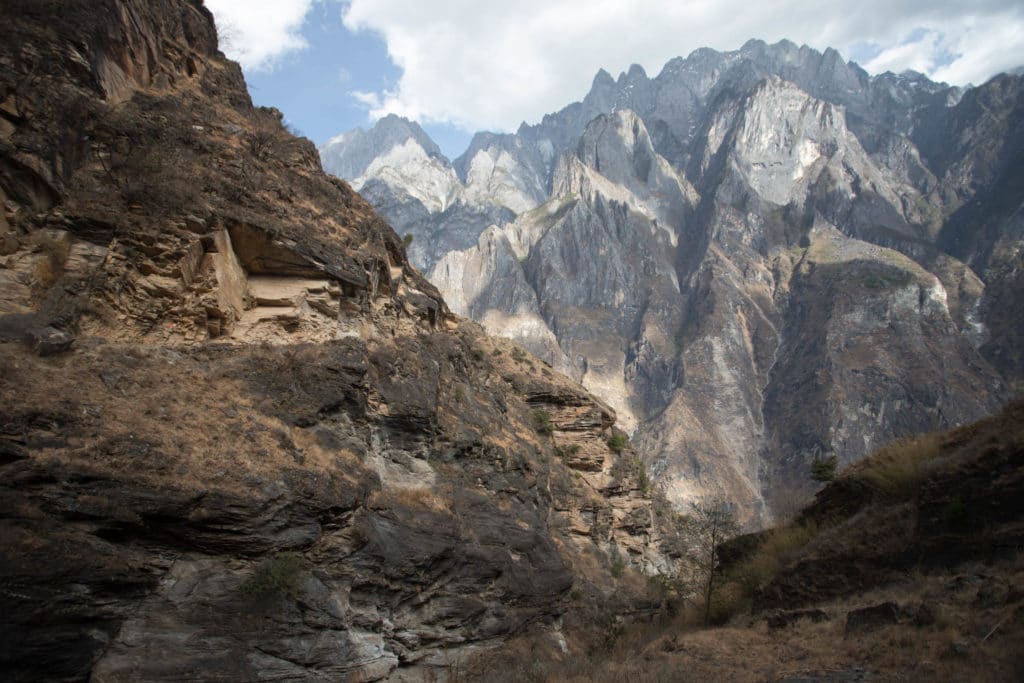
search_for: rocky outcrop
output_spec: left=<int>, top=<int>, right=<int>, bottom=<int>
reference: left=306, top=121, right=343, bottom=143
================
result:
left=323, top=40, right=1021, bottom=526
left=0, top=2, right=675, bottom=680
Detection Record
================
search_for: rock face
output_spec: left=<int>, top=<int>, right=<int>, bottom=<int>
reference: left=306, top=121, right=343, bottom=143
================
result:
left=0, top=2, right=675, bottom=680
left=322, top=40, right=1022, bottom=526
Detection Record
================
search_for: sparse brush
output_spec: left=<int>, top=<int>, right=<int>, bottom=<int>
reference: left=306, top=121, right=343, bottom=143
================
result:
left=731, top=523, right=818, bottom=594
left=845, top=431, right=945, bottom=501
left=368, top=486, right=449, bottom=513
left=531, top=408, right=554, bottom=435
left=554, top=443, right=581, bottom=459
left=239, top=552, right=305, bottom=601
left=30, top=232, right=71, bottom=289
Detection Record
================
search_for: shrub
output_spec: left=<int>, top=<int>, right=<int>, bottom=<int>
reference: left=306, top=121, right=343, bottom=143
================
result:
left=810, top=454, right=838, bottom=482
left=610, top=558, right=626, bottom=578
left=531, top=408, right=554, bottom=435
left=30, top=233, right=70, bottom=289
left=248, top=109, right=283, bottom=161
left=403, top=233, right=414, bottom=247
left=239, top=553, right=305, bottom=601
left=636, top=460, right=651, bottom=495
left=728, top=523, right=818, bottom=596
left=554, top=444, right=581, bottom=460
left=607, top=432, right=629, bottom=453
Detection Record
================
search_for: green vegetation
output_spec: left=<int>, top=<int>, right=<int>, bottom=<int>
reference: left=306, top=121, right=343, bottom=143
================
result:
left=554, top=444, right=581, bottom=460
left=610, top=558, right=626, bottom=578
left=239, top=553, right=305, bottom=601
left=403, top=232, right=414, bottom=247
left=531, top=408, right=554, bottom=435
left=510, top=346, right=528, bottom=363
left=607, top=432, right=629, bottom=454
left=636, top=460, right=651, bottom=495
left=810, top=454, right=838, bottom=482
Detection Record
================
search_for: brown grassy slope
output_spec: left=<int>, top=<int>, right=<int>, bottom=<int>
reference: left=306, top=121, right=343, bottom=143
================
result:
left=458, top=401, right=1024, bottom=681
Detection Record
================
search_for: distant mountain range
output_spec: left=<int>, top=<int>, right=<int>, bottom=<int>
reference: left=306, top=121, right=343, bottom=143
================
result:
left=320, top=39, right=1024, bottom=525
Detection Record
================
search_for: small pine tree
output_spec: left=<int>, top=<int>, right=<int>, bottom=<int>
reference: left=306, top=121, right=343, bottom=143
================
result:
left=810, top=454, right=838, bottom=482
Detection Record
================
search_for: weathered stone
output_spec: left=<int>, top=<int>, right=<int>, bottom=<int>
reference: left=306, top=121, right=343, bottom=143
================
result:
left=27, top=326, right=74, bottom=356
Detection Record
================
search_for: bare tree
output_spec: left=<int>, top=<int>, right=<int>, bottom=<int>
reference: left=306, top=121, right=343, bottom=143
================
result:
left=686, top=498, right=739, bottom=626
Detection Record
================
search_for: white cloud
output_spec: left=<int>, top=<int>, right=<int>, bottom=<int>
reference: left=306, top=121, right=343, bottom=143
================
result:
left=930, top=13, right=1024, bottom=85
left=864, top=31, right=943, bottom=75
left=206, top=0, right=318, bottom=71
left=339, top=0, right=1024, bottom=132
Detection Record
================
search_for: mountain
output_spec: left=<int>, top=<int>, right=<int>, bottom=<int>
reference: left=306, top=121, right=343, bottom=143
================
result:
left=0, top=2, right=675, bottom=680
left=321, top=40, right=1023, bottom=526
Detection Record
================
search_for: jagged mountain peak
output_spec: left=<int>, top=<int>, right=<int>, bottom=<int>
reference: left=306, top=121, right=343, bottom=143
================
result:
left=453, top=129, right=517, bottom=180
left=319, top=112, right=446, bottom=181
left=618, top=63, right=649, bottom=83
left=592, top=67, right=616, bottom=88
left=327, top=38, right=1022, bottom=529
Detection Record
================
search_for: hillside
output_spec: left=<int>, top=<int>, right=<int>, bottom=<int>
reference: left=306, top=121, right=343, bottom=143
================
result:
left=0, top=2, right=675, bottom=680
left=448, top=400, right=1024, bottom=681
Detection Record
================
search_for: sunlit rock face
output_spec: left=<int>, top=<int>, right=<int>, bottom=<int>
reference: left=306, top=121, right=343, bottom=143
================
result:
left=322, top=40, right=1021, bottom=525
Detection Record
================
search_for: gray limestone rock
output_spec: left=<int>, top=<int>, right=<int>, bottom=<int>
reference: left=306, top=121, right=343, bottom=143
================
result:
left=322, top=41, right=1021, bottom=526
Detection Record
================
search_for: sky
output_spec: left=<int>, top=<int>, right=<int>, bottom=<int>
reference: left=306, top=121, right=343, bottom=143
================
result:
left=206, top=0, right=1024, bottom=161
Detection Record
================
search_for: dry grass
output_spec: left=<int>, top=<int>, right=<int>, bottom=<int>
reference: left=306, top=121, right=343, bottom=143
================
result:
left=29, top=232, right=71, bottom=290
left=733, top=524, right=819, bottom=591
left=366, top=486, right=451, bottom=514
left=465, top=553, right=1024, bottom=682
left=844, top=430, right=946, bottom=500
left=0, top=340, right=372, bottom=498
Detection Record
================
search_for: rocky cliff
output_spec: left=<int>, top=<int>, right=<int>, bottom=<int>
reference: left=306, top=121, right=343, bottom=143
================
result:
left=0, top=2, right=675, bottom=680
left=322, top=40, right=1021, bottom=526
